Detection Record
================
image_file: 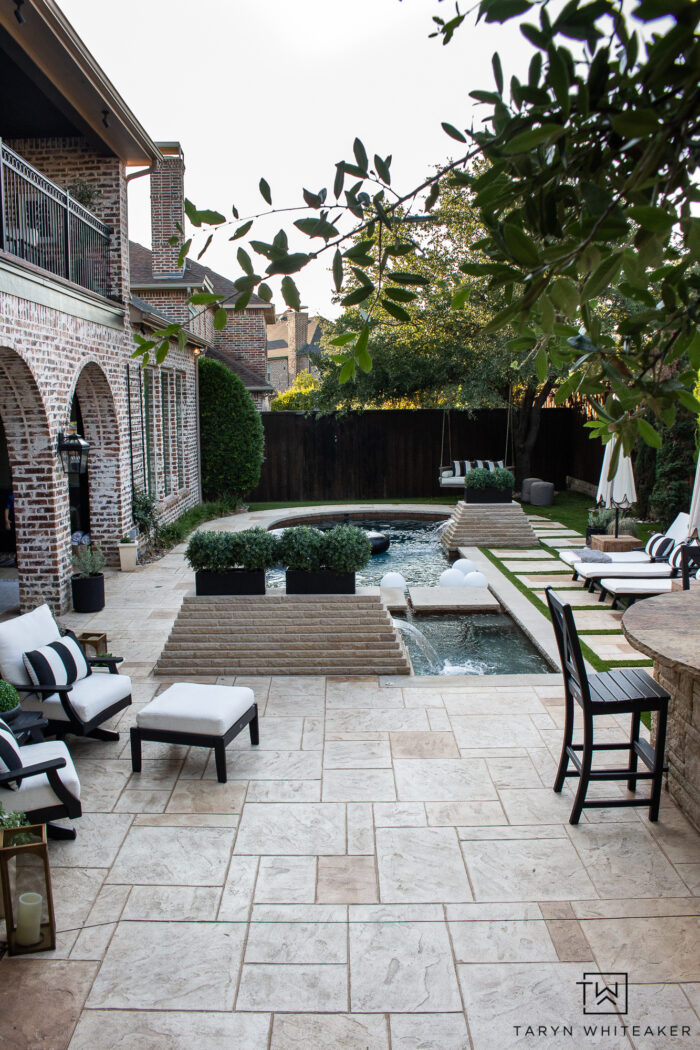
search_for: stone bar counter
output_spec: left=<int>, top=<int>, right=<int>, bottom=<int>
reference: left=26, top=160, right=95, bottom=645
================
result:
left=622, top=590, right=700, bottom=831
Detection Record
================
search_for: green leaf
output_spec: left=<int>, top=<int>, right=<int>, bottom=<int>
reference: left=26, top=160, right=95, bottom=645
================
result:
left=257, top=282, right=273, bottom=303
left=339, top=358, right=356, bottom=384
left=353, top=138, right=368, bottom=174
left=233, top=290, right=252, bottom=313
left=637, top=418, right=662, bottom=448
left=341, top=285, right=374, bottom=307
left=554, top=372, right=581, bottom=404
left=481, top=0, right=532, bottom=24
left=302, top=187, right=325, bottom=208
left=355, top=326, right=372, bottom=373
left=501, top=123, right=565, bottom=154
left=214, top=308, right=227, bottom=331
left=266, top=253, right=311, bottom=276
left=329, top=332, right=357, bottom=347
left=197, top=233, right=213, bottom=260
left=184, top=199, right=226, bottom=227
left=451, top=285, right=472, bottom=309
left=441, top=122, right=467, bottom=143
left=374, top=154, right=391, bottom=184
left=259, top=178, right=272, bottom=205
left=381, top=299, right=412, bottom=323
left=388, top=271, right=430, bottom=286
left=237, top=247, right=253, bottom=275
left=610, top=110, right=661, bottom=138
left=333, top=249, right=343, bottom=293
left=229, top=220, right=253, bottom=241
left=535, top=348, right=548, bottom=382
left=626, top=205, right=675, bottom=233
left=547, top=47, right=570, bottom=115
left=334, top=163, right=345, bottom=199
left=177, top=238, right=192, bottom=267
left=281, top=275, right=301, bottom=311
left=502, top=225, right=540, bottom=267
left=581, top=252, right=623, bottom=300
left=384, top=287, right=416, bottom=303
left=549, top=277, right=579, bottom=316
left=677, top=390, right=700, bottom=415
left=492, top=51, right=504, bottom=94
left=688, top=330, right=700, bottom=370
left=189, top=292, right=223, bottom=305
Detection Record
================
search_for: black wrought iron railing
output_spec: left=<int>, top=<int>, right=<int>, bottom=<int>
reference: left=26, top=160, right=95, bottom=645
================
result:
left=0, top=139, right=112, bottom=298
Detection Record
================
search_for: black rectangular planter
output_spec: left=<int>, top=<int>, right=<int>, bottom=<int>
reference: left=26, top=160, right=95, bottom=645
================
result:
left=585, top=526, right=607, bottom=546
left=285, top=569, right=355, bottom=594
left=195, top=569, right=266, bottom=596
left=464, top=487, right=512, bottom=504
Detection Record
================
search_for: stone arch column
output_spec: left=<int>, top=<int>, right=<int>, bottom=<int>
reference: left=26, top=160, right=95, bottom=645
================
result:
left=71, top=362, right=126, bottom=564
left=0, top=346, right=70, bottom=612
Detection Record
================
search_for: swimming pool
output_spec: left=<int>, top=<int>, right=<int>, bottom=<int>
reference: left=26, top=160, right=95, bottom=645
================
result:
left=268, top=516, right=550, bottom=676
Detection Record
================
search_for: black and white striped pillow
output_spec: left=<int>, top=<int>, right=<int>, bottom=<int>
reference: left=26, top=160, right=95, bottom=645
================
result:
left=647, top=534, right=674, bottom=560
left=0, top=717, right=22, bottom=776
left=23, top=635, right=90, bottom=691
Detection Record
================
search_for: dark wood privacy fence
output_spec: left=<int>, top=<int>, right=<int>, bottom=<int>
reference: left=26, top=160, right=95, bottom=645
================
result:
left=251, top=409, right=602, bottom=503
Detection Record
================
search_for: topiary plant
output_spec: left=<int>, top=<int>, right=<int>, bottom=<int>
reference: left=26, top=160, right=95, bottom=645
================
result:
left=322, top=525, right=372, bottom=573
left=0, top=680, right=20, bottom=715
left=199, top=358, right=264, bottom=501
left=465, top=466, right=514, bottom=491
left=606, top=516, right=639, bottom=537
left=235, top=529, right=280, bottom=571
left=186, top=531, right=232, bottom=573
left=278, top=526, right=324, bottom=571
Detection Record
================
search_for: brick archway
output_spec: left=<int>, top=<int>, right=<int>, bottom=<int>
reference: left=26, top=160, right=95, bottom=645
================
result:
left=72, top=362, right=125, bottom=562
left=0, top=346, right=70, bottom=611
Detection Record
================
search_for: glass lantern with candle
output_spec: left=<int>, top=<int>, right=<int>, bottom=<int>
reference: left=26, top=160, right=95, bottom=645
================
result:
left=0, top=822, right=56, bottom=955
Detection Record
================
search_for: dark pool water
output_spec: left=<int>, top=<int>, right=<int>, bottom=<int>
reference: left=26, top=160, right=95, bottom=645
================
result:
left=268, top=517, right=549, bottom=675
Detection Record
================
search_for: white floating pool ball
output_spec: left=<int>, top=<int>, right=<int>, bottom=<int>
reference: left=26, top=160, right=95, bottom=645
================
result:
left=464, top=571, right=488, bottom=587
left=439, top=568, right=466, bottom=588
left=380, top=572, right=407, bottom=590
left=453, top=558, right=476, bottom=576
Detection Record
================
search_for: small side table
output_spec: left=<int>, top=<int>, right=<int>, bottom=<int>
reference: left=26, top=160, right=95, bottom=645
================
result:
left=591, top=535, right=643, bottom=553
left=76, top=631, right=108, bottom=658
left=9, top=711, right=48, bottom=744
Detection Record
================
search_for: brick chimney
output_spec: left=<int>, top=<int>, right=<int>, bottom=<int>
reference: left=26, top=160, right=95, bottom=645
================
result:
left=150, top=142, right=185, bottom=278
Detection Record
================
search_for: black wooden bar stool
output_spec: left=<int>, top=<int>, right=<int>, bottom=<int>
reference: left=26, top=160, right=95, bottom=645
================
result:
left=545, top=587, right=670, bottom=825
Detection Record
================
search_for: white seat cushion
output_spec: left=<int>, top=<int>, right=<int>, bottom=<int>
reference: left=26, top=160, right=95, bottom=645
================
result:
left=137, top=683, right=255, bottom=736
left=21, top=671, right=132, bottom=723
left=0, top=604, right=60, bottom=686
left=599, top=578, right=674, bottom=596
left=560, top=549, right=648, bottom=567
left=439, top=476, right=466, bottom=488
left=576, top=561, right=673, bottom=581
left=3, top=739, right=80, bottom=812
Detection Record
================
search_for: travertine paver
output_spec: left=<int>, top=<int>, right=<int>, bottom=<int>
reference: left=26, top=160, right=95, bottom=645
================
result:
left=0, top=507, right=697, bottom=1050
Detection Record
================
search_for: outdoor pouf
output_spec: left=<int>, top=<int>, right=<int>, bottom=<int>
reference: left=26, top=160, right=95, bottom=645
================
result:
left=130, top=683, right=258, bottom=783
left=521, top=477, right=542, bottom=502
left=530, top=480, right=555, bottom=506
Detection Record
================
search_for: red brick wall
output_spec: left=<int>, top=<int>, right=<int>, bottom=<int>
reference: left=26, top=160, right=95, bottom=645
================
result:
left=215, top=308, right=269, bottom=382
left=150, top=149, right=186, bottom=278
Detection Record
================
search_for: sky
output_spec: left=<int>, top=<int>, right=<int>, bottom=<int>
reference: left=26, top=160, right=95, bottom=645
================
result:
left=56, top=0, right=529, bottom=318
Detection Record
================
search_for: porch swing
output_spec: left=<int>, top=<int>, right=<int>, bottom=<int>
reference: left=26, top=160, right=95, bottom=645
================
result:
left=437, top=400, right=514, bottom=489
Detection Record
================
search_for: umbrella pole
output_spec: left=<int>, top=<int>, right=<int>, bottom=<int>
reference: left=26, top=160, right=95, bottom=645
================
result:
left=615, top=508, right=620, bottom=538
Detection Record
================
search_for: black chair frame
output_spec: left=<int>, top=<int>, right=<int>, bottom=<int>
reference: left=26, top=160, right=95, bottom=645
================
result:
left=545, top=587, right=670, bottom=825
left=11, top=655, right=131, bottom=743
left=0, top=744, right=82, bottom=840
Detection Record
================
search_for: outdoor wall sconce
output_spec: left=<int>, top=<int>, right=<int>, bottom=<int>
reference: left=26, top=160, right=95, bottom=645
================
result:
left=0, top=823, right=56, bottom=956
left=57, top=429, right=90, bottom=475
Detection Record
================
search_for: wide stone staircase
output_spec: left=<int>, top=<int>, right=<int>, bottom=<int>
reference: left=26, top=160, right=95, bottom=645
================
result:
left=155, top=594, right=412, bottom=677
left=441, top=501, right=538, bottom=553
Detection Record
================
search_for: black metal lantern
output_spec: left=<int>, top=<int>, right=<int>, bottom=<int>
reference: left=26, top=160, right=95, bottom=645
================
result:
left=57, top=430, right=90, bottom=475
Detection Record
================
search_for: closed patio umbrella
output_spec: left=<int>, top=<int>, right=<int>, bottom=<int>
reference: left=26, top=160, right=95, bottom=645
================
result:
left=688, top=456, right=700, bottom=539
left=597, top=438, right=637, bottom=537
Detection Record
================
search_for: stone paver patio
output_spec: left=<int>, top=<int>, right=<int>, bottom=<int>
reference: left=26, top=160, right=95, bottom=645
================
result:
left=1, top=506, right=698, bottom=1049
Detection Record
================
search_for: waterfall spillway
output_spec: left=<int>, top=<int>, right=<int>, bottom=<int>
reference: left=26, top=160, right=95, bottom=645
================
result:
left=392, top=617, right=443, bottom=673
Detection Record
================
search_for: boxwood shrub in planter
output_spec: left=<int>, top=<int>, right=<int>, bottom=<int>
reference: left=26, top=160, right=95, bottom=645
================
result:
left=282, top=525, right=371, bottom=594
left=186, top=528, right=279, bottom=595
left=71, top=543, right=105, bottom=613
left=464, top=467, right=515, bottom=504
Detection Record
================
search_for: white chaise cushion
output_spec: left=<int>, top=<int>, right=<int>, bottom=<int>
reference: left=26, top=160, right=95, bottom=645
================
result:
left=20, top=671, right=132, bottom=723
left=137, top=683, right=255, bottom=736
left=0, top=604, right=61, bottom=686
left=5, top=739, right=80, bottom=812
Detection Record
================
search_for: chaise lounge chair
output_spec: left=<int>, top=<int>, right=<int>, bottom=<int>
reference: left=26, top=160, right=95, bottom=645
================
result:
left=598, top=545, right=700, bottom=608
left=558, top=512, right=690, bottom=572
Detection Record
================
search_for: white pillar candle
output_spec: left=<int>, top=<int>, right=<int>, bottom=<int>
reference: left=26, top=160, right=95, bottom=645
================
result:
left=15, top=891, right=42, bottom=946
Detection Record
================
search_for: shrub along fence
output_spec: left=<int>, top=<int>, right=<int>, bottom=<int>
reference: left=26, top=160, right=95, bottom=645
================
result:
left=250, top=408, right=602, bottom=503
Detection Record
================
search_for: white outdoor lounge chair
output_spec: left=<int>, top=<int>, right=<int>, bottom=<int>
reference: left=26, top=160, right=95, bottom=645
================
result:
left=0, top=604, right=131, bottom=742
left=558, top=512, right=690, bottom=571
left=598, top=546, right=700, bottom=608
left=571, top=541, right=689, bottom=590
left=0, top=717, right=81, bottom=839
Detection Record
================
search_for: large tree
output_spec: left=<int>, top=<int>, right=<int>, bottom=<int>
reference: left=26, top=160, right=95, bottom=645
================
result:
left=135, top=0, right=700, bottom=470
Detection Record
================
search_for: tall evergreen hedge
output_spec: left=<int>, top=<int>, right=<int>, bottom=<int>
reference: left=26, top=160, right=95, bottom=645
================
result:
left=198, top=358, right=264, bottom=501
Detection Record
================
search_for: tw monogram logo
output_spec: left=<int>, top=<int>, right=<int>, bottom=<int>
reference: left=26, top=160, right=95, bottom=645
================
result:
left=578, top=972, right=629, bottom=1015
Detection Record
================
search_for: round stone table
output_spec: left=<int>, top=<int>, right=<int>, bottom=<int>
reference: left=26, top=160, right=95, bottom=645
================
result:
left=622, top=589, right=700, bottom=830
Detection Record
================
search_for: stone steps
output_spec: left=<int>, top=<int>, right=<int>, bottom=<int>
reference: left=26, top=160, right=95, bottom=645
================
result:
left=441, top=502, right=538, bottom=553
left=155, top=593, right=412, bottom=677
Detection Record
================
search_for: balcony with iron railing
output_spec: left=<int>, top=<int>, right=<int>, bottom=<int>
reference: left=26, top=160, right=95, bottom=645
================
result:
left=0, top=139, right=112, bottom=299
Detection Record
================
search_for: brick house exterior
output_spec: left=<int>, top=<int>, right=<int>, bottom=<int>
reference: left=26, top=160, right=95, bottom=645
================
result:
left=130, top=144, right=275, bottom=409
left=267, top=310, right=322, bottom=393
left=0, top=0, right=202, bottom=613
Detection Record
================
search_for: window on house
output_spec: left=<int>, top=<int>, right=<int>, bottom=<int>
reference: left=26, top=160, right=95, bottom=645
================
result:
left=161, top=371, right=172, bottom=497
left=143, top=369, right=156, bottom=496
left=175, top=372, right=185, bottom=489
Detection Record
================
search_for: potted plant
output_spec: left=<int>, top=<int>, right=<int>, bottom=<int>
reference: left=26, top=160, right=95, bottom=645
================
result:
left=186, top=528, right=279, bottom=595
left=464, top=466, right=514, bottom=504
left=71, top=543, right=105, bottom=613
left=586, top=507, right=614, bottom=545
left=118, top=535, right=138, bottom=572
left=282, top=524, right=371, bottom=594
left=0, top=681, right=20, bottom=724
